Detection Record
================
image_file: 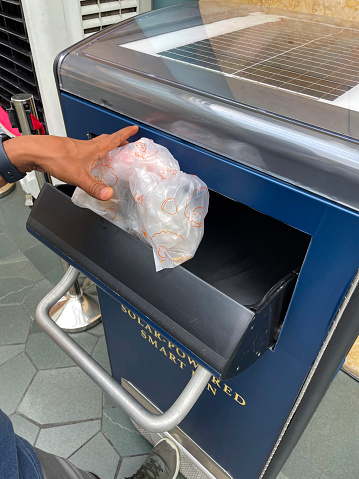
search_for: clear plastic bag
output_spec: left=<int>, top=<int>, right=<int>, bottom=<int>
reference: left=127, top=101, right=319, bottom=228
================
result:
left=72, top=138, right=209, bottom=271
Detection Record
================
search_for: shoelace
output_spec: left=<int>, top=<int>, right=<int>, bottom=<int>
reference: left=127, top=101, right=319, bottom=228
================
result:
left=128, top=458, right=164, bottom=479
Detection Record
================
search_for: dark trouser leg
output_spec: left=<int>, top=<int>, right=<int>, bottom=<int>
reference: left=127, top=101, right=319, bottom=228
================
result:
left=35, top=447, right=98, bottom=479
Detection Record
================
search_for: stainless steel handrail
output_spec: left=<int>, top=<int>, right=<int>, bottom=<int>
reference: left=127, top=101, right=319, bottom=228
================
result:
left=36, top=265, right=212, bottom=432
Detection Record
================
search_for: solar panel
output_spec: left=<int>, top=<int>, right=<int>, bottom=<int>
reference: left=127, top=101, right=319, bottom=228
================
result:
left=160, top=17, right=359, bottom=102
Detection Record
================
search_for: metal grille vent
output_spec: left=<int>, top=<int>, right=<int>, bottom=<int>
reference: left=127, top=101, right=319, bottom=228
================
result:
left=80, top=0, right=140, bottom=36
left=0, top=0, right=44, bottom=123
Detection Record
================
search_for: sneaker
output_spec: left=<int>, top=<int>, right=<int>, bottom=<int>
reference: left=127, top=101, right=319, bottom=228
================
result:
left=126, top=438, right=180, bottom=479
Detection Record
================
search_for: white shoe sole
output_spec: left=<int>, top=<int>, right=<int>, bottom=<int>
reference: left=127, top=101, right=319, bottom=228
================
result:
left=156, top=438, right=181, bottom=479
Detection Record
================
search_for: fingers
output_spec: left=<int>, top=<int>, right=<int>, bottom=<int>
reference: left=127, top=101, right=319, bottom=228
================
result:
left=90, top=126, right=138, bottom=161
left=104, top=125, right=139, bottom=152
left=78, top=171, right=114, bottom=201
left=81, top=126, right=138, bottom=198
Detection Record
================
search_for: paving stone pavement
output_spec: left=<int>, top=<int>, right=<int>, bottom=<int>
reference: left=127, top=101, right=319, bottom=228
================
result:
left=0, top=186, right=153, bottom=479
left=1, top=185, right=358, bottom=479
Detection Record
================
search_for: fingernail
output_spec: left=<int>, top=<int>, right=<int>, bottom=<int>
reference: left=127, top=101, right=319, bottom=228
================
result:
left=100, top=187, right=112, bottom=200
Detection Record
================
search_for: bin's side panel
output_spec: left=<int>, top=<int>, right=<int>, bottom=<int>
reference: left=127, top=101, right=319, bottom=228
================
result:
left=61, top=93, right=359, bottom=479
left=98, top=289, right=272, bottom=478
left=261, top=273, right=359, bottom=479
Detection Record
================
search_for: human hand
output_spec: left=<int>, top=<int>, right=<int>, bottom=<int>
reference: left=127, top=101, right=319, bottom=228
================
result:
left=1, top=125, right=139, bottom=200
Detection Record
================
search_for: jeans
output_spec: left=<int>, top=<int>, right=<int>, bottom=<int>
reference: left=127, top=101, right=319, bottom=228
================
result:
left=0, top=408, right=43, bottom=479
left=0, top=409, right=96, bottom=479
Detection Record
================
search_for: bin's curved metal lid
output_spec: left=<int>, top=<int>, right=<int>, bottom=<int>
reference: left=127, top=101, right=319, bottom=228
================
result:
left=57, top=1, right=359, bottom=212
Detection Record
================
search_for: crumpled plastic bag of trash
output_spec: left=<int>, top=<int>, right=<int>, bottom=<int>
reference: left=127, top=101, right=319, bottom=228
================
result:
left=72, top=138, right=209, bottom=271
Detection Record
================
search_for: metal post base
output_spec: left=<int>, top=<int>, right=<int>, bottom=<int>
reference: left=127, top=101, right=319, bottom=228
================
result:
left=50, top=290, right=101, bottom=333
left=0, top=183, right=16, bottom=199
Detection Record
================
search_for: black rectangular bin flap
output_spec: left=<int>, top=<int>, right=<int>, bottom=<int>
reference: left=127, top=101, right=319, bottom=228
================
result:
left=27, top=185, right=310, bottom=379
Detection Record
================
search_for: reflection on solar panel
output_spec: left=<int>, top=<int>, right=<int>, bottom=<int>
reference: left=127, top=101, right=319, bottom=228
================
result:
left=160, top=18, right=359, bottom=101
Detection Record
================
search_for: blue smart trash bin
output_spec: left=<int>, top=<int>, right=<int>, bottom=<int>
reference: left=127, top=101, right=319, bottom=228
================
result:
left=29, top=3, right=359, bottom=479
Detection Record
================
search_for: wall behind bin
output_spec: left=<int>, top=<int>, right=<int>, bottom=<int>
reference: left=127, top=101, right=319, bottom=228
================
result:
left=199, top=0, right=359, bottom=22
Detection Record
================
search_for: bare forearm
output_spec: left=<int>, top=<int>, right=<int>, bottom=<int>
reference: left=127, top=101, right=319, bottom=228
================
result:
left=0, top=126, right=138, bottom=200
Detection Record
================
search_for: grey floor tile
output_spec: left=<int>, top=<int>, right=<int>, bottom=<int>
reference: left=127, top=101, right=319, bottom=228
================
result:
left=0, top=344, right=24, bottom=366
left=92, top=336, right=112, bottom=374
left=28, top=318, right=44, bottom=335
left=10, top=230, right=39, bottom=254
left=0, top=250, right=24, bottom=267
left=22, top=278, right=56, bottom=318
left=13, top=256, right=44, bottom=284
left=276, top=473, right=289, bottom=479
left=45, top=266, right=64, bottom=286
left=280, top=371, right=359, bottom=479
left=22, top=262, right=47, bottom=285
left=0, top=353, right=36, bottom=415
left=88, top=321, right=105, bottom=337
left=10, top=414, right=39, bottom=445
left=0, top=254, right=29, bottom=279
left=103, top=408, right=152, bottom=457
left=35, top=419, right=101, bottom=458
left=0, top=186, right=29, bottom=233
left=0, top=304, right=31, bottom=345
left=0, top=247, right=54, bottom=288
left=116, top=455, right=147, bottom=479
left=18, top=366, right=102, bottom=425
left=0, top=232, right=19, bottom=259
left=69, top=432, right=120, bottom=479
left=103, top=391, right=119, bottom=409
left=26, top=332, right=76, bottom=369
left=0, top=277, right=34, bottom=305
left=26, top=332, right=98, bottom=370
left=23, top=242, right=62, bottom=279
left=72, top=331, right=99, bottom=355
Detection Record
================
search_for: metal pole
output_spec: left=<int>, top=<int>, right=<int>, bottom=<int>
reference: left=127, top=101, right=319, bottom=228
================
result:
left=9, top=94, right=101, bottom=332
left=37, top=265, right=212, bottom=432
left=10, top=93, right=48, bottom=189
left=10, top=93, right=35, bottom=135
left=51, top=259, right=101, bottom=333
